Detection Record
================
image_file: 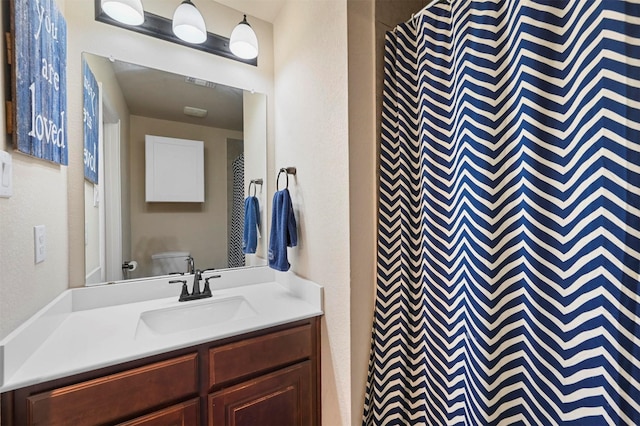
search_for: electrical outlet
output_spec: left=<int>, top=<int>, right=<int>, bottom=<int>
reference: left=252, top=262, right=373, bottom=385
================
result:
left=34, top=225, right=46, bottom=264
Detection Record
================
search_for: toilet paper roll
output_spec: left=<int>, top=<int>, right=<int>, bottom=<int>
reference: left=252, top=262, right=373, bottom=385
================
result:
left=126, top=260, right=138, bottom=271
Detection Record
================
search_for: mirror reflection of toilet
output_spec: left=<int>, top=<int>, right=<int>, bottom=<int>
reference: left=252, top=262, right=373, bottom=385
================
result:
left=151, top=251, right=191, bottom=276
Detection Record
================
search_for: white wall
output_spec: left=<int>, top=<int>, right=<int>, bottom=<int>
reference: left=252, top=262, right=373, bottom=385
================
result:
left=274, top=1, right=351, bottom=424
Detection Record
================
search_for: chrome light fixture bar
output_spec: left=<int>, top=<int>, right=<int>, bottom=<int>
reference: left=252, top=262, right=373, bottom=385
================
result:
left=94, top=0, right=257, bottom=66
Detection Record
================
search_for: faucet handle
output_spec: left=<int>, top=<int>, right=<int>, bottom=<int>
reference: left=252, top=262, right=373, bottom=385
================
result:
left=203, top=275, right=221, bottom=297
left=169, top=279, right=189, bottom=300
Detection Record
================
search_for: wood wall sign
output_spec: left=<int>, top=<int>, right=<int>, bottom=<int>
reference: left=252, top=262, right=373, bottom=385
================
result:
left=82, top=58, right=99, bottom=183
left=9, top=0, right=68, bottom=165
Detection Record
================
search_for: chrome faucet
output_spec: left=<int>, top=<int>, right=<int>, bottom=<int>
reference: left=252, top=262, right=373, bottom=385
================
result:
left=170, top=269, right=220, bottom=302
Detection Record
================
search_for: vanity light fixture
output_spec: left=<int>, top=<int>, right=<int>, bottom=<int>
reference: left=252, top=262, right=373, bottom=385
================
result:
left=100, top=0, right=144, bottom=26
left=229, top=15, right=259, bottom=60
left=172, top=0, right=207, bottom=44
left=95, top=0, right=258, bottom=65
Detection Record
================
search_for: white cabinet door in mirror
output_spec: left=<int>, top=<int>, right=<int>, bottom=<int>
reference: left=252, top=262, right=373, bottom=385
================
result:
left=145, top=135, right=205, bottom=203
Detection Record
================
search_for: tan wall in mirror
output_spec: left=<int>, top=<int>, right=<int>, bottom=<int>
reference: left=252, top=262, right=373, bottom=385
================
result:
left=129, top=116, right=243, bottom=277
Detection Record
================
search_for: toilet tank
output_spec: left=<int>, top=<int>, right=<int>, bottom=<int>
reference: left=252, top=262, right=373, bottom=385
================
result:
left=151, top=251, right=190, bottom=276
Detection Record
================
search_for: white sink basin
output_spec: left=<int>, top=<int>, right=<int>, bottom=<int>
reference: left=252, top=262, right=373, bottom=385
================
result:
left=135, top=296, right=257, bottom=338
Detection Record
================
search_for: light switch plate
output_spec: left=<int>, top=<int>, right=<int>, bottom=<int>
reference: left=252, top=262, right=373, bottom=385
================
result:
left=34, top=225, right=46, bottom=264
left=0, top=150, right=12, bottom=198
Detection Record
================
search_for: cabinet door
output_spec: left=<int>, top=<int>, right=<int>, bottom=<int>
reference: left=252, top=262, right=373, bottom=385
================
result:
left=209, top=361, right=312, bottom=426
left=117, top=399, right=199, bottom=426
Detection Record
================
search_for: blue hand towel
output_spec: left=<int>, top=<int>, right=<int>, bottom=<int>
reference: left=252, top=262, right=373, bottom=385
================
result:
left=242, top=196, right=260, bottom=254
left=268, top=189, right=297, bottom=271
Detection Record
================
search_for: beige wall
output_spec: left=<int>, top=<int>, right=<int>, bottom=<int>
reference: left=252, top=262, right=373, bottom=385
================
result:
left=128, top=116, right=242, bottom=277
left=347, top=0, right=377, bottom=424
left=0, top=2, right=70, bottom=340
left=274, top=1, right=352, bottom=424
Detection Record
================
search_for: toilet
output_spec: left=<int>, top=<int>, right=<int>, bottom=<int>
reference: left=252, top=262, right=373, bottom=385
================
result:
left=151, top=251, right=191, bottom=276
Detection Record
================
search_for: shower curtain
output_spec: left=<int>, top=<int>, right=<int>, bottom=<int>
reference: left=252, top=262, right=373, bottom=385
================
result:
left=228, top=154, right=246, bottom=268
left=364, top=1, right=640, bottom=424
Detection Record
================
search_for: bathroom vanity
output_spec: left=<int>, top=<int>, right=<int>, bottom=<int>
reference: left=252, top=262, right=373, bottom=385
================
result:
left=0, top=267, right=323, bottom=425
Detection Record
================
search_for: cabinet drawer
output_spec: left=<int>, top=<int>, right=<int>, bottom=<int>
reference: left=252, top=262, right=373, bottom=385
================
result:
left=118, top=398, right=199, bottom=426
left=27, top=353, right=198, bottom=426
left=209, top=325, right=312, bottom=388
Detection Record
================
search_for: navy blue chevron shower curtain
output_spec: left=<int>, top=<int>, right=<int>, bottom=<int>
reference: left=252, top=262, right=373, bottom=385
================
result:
left=364, top=1, right=640, bottom=424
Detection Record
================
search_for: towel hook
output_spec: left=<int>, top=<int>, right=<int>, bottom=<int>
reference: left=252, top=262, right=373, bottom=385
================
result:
left=277, top=167, right=297, bottom=191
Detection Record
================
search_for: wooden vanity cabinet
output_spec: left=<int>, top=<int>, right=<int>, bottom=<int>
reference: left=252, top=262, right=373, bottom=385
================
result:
left=0, top=317, right=320, bottom=426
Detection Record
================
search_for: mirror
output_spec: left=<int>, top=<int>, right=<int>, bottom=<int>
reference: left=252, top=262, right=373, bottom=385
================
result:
left=82, top=53, right=267, bottom=285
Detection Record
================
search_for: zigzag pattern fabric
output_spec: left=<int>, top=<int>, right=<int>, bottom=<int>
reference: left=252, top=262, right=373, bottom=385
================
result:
left=364, top=1, right=640, bottom=424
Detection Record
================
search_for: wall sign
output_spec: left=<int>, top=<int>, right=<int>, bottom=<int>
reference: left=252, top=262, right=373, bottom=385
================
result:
left=83, top=58, right=99, bottom=183
left=12, top=0, right=68, bottom=165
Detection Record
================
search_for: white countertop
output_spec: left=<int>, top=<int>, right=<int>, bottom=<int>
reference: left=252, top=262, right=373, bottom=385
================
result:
left=0, top=267, right=323, bottom=393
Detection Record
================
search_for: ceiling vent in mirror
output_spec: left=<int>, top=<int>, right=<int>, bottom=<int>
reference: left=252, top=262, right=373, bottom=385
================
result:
left=183, top=106, right=208, bottom=118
